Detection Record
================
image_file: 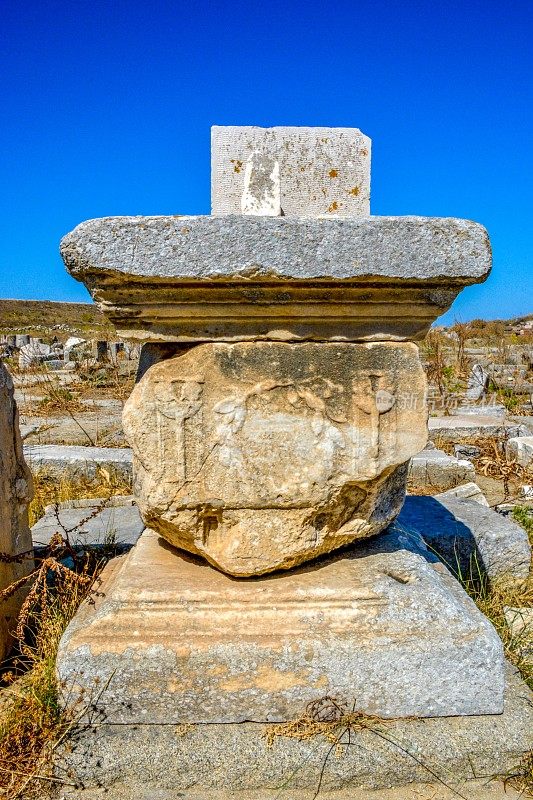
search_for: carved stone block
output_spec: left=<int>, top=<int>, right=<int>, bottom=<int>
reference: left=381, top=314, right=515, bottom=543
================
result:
left=123, top=342, right=427, bottom=575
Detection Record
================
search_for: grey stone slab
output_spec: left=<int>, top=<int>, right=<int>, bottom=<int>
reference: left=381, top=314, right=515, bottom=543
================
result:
left=505, top=435, right=533, bottom=467
left=211, top=125, right=371, bottom=217
left=56, top=782, right=530, bottom=800
left=450, top=403, right=506, bottom=418
left=61, top=215, right=490, bottom=283
left=57, top=528, right=504, bottom=724
left=408, top=447, right=475, bottom=491
left=466, top=364, right=489, bottom=401
left=396, top=495, right=531, bottom=583
left=428, top=415, right=529, bottom=441
left=435, top=482, right=489, bottom=506
left=56, top=662, right=532, bottom=796
left=32, top=502, right=143, bottom=548
left=60, top=215, right=491, bottom=342
left=23, top=444, right=132, bottom=480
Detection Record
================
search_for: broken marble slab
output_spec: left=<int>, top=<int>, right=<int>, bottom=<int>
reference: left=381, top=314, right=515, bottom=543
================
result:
left=408, top=447, right=475, bottom=491
left=505, top=436, right=533, bottom=467
left=428, top=415, right=529, bottom=441
left=211, top=125, right=371, bottom=217
left=56, top=526, right=505, bottom=724
left=60, top=215, right=491, bottom=342
left=396, top=495, right=531, bottom=583
left=23, top=444, right=132, bottom=481
left=435, top=481, right=489, bottom=506
left=123, top=341, right=428, bottom=576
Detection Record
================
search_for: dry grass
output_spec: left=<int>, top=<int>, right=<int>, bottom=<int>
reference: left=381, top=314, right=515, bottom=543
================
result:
left=470, top=575, right=532, bottom=690
left=451, top=507, right=532, bottom=795
left=0, top=550, right=102, bottom=799
left=474, top=574, right=533, bottom=795
left=29, top=469, right=132, bottom=527
left=23, top=388, right=88, bottom=417
left=434, top=434, right=533, bottom=500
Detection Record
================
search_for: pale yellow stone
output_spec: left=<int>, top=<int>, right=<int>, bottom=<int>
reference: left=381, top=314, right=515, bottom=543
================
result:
left=56, top=528, right=504, bottom=722
left=123, top=342, right=428, bottom=575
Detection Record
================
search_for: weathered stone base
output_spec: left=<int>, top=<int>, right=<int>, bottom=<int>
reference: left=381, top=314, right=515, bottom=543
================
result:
left=56, top=664, right=532, bottom=797
left=57, top=528, right=504, bottom=722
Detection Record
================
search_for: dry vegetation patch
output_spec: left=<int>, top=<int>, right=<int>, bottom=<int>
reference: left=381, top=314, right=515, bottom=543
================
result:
left=29, top=469, right=132, bottom=527
left=0, top=542, right=105, bottom=799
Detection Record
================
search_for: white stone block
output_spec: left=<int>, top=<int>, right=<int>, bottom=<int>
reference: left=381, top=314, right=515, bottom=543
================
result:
left=506, top=436, right=533, bottom=468
left=211, top=126, right=371, bottom=217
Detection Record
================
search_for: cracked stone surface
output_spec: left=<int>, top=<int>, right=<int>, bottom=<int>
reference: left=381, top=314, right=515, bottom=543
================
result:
left=60, top=214, right=492, bottom=343
left=123, top=341, right=428, bottom=576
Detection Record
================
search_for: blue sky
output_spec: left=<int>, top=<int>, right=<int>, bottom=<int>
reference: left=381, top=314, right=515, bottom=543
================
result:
left=1, top=0, right=531, bottom=323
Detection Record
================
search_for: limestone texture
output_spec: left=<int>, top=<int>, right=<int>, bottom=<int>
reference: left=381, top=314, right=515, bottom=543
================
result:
left=55, top=666, right=532, bottom=798
left=123, top=341, right=428, bottom=575
left=23, top=444, right=132, bottom=481
left=408, top=446, right=475, bottom=491
left=435, top=481, right=489, bottom=506
left=56, top=527, right=504, bottom=724
left=428, top=415, right=529, bottom=441
left=0, top=361, right=34, bottom=659
left=211, top=125, right=371, bottom=216
left=60, top=214, right=492, bottom=343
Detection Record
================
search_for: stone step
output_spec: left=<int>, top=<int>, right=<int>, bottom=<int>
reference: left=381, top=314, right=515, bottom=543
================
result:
left=57, top=527, right=505, bottom=725
left=23, top=443, right=132, bottom=480
left=55, top=657, right=531, bottom=797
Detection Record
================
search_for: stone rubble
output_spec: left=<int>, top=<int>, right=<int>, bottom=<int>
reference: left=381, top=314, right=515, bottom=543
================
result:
left=53, top=126, right=519, bottom=792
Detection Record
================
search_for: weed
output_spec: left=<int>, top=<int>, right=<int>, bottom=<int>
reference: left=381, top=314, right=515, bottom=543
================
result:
left=512, top=506, right=533, bottom=544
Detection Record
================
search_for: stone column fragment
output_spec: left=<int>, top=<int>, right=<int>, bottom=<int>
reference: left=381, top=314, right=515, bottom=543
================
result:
left=0, top=360, right=34, bottom=659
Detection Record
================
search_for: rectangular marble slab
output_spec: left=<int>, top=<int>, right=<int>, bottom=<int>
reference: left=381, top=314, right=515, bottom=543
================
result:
left=60, top=215, right=491, bottom=342
left=56, top=528, right=504, bottom=723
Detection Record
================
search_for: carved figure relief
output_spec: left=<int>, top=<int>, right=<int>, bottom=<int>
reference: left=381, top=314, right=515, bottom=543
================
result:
left=352, top=372, right=396, bottom=475
left=152, top=378, right=204, bottom=485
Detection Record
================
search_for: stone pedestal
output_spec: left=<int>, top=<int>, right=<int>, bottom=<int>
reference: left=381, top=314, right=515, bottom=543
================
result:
left=57, top=528, right=504, bottom=722
left=56, top=126, right=503, bottom=794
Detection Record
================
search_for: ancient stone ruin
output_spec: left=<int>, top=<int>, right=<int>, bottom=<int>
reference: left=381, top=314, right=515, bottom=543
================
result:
left=0, top=360, right=33, bottom=660
left=61, top=126, right=491, bottom=577
left=55, top=126, right=521, bottom=792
